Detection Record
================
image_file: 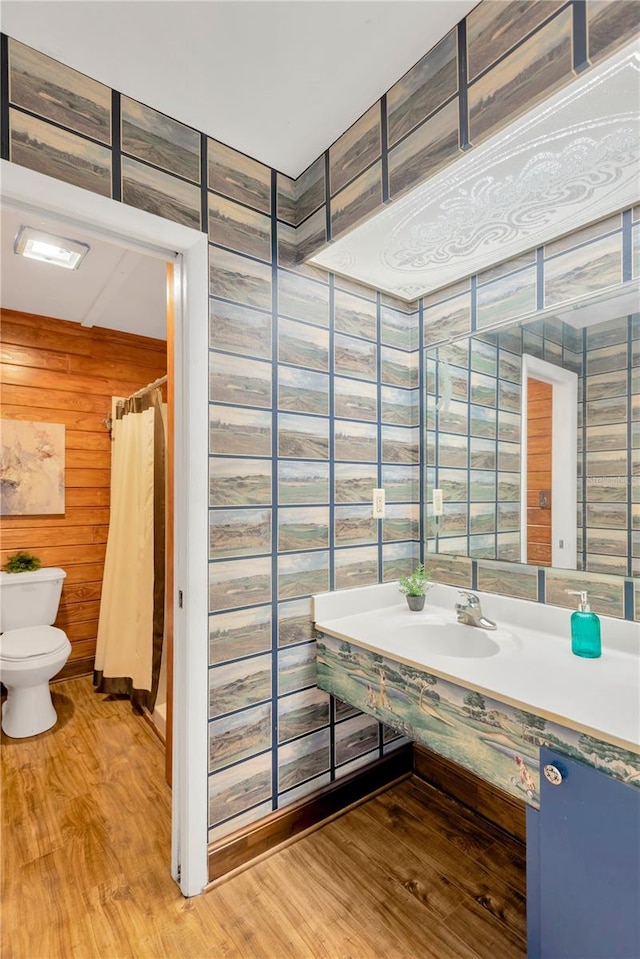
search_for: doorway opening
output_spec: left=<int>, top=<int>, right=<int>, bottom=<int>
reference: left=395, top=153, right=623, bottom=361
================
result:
left=3, top=200, right=173, bottom=761
left=520, top=353, right=578, bottom=570
left=1, top=159, right=209, bottom=896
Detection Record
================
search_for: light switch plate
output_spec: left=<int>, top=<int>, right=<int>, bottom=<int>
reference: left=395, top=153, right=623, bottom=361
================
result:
left=372, top=488, right=385, bottom=519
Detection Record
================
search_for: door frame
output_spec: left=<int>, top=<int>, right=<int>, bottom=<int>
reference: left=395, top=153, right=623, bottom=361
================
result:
left=0, top=160, right=210, bottom=897
left=520, top=353, right=578, bottom=569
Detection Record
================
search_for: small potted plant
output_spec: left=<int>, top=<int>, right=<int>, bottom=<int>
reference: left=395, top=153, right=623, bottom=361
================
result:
left=3, top=551, right=42, bottom=573
left=398, top=563, right=432, bottom=611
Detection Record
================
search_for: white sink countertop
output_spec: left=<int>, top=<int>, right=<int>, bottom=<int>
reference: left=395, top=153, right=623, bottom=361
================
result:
left=313, top=582, right=640, bottom=754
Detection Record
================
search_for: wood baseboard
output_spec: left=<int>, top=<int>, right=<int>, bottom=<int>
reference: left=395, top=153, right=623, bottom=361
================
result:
left=412, top=743, right=526, bottom=843
left=53, top=656, right=95, bottom=684
left=208, top=744, right=413, bottom=882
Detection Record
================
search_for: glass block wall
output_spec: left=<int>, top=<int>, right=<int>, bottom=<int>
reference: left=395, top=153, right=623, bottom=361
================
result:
left=206, top=175, right=419, bottom=836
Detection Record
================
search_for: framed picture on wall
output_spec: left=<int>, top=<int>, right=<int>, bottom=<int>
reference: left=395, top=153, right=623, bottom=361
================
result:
left=0, top=419, right=65, bottom=515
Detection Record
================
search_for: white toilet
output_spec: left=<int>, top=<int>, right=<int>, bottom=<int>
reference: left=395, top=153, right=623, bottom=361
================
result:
left=0, top=567, right=71, bottom=738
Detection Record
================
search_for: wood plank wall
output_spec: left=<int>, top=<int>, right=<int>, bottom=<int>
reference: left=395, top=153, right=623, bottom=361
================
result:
left=527, top=377, right=553, bottom=567
left=1, top=309, right=167, bottom=677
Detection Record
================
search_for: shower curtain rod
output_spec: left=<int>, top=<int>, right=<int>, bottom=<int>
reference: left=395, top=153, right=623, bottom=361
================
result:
left=126, top=374, right=168, bottom=401
left=103, top=375, right=168, bottom=433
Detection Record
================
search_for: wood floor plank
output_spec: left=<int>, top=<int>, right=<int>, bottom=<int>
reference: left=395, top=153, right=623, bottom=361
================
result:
left=258, top=843, right=407, bottom=959
left=213, top=870, right=336, bottom=959
left=326, top=802, right=467, bottom=921
left=396, top=778, right=498, bottom=855
left=304, top=825, right=484, bottom=959
left=447, top=898, right=527, bottom=959
left=408, top=776, right=528, bottom=895
left=1, top=677, right=527, bottom=958
left=369, top=785, right=528, bottom=941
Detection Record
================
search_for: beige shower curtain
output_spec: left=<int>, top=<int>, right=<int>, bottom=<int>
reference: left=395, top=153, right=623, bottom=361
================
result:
left=94, top=388, right=166, bottom=710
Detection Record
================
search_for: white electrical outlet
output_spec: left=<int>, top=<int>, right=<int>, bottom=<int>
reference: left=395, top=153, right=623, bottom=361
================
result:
left=432, top=488, right=444, bottom=516
left=372, top=488, right=385, bottom=519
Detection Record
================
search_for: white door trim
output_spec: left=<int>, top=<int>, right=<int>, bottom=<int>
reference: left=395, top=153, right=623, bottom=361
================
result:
left=0, top=161, right=210, bottom=896
left=520, top=352, right=578, bottom=570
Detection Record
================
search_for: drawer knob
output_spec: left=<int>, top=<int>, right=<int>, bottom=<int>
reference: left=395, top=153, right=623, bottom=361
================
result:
left=543, top=764, right=563, bottom=786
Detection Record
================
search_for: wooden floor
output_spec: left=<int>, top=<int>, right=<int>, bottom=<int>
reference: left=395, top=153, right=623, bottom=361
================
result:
left=1, top=677, right=527, bottom=958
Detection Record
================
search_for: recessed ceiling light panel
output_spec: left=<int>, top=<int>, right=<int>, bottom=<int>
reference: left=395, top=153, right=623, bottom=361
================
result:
left=14, top=226, right=90, bottom=270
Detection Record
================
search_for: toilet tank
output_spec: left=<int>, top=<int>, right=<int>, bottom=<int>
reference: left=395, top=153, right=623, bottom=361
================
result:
left=0, top=567, right=67, bottom=631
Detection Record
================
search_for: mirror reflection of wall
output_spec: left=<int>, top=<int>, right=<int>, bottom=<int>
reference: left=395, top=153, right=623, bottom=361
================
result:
left=426, top=312, right=637, bottom=578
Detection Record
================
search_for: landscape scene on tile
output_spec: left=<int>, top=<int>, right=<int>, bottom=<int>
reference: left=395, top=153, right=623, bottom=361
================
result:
left=317, top=633, right=640, bottom=809
left=10, top=109, right=112, bottom=197
left=8, top=37, right=111, bottom=142
left=122, top=156, right=201, bottom=229
left=121, top=95, right=201, bottom=183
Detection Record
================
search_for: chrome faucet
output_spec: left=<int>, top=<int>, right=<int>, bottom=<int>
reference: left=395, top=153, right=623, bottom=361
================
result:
left=455, top=591, right=497, bottom=630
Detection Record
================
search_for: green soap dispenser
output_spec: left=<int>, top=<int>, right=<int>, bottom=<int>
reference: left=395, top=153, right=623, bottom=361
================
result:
left=567, top=590, right=601, bottom=659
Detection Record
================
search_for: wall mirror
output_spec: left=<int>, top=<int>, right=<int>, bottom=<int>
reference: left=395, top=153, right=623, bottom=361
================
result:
left=425, top=290, right=638, bottom=580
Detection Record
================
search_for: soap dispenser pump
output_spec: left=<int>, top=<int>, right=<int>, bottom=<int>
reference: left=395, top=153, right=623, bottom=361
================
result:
left=567, top=590, right=601, bottom=659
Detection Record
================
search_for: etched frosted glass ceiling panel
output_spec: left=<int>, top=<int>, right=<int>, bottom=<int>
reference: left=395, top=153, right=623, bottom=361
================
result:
left=310, top=42, right=640, bottom=302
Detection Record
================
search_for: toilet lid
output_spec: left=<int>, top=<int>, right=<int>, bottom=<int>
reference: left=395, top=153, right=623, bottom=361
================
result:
left=0, top=626, right=69, bottom=660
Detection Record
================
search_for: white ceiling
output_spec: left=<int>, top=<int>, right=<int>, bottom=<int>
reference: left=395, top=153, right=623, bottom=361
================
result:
left=0, top=0, right=478, bottom=178
left=1, top=205, right=168, bottom=339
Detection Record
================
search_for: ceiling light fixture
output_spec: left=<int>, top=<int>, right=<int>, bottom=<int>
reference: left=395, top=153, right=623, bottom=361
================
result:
left=14, top=226, right=90, bottom=270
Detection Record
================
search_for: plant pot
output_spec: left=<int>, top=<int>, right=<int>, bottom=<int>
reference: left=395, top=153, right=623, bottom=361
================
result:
left=406, top=594, right=425, bottom=611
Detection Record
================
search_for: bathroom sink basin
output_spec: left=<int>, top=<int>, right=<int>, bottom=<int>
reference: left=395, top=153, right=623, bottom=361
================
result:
left=397, top=622, right=503, bottom=658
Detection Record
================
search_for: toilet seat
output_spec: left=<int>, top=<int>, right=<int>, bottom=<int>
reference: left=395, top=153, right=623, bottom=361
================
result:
left=0, top=626, right=69, bottom=661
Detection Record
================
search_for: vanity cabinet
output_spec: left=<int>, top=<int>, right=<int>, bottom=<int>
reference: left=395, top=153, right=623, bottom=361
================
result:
left=314, top=583, right=640, bottom=957
left=527, top=746, right=640, bottom=959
